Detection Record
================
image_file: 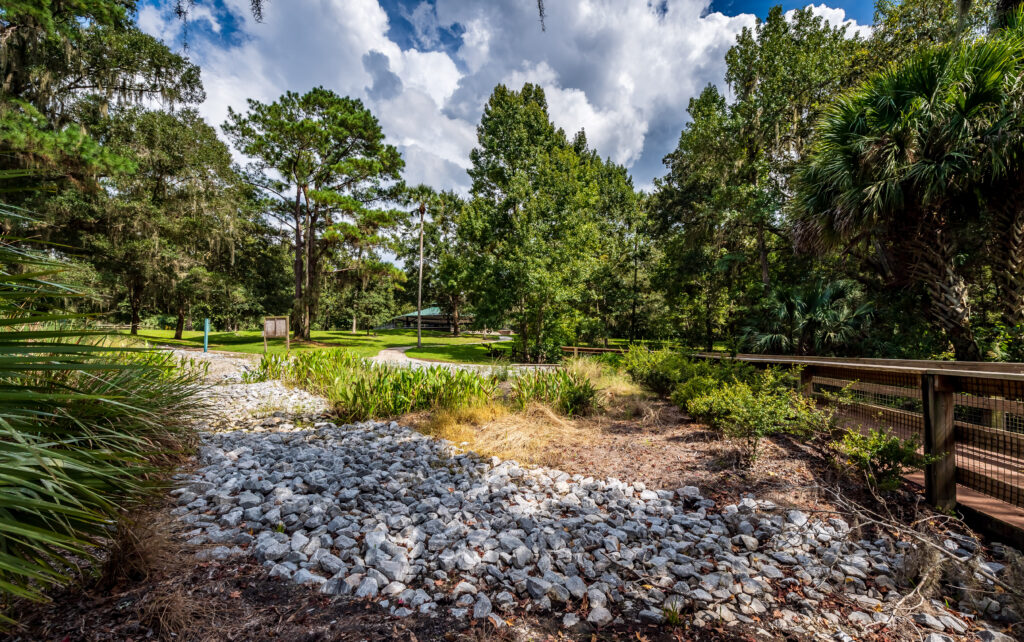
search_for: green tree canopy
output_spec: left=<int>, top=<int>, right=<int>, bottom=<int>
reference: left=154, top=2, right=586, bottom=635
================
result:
left=793, top=14, right=1024, bottom=359
left=224, top=87, right=404, bottom=338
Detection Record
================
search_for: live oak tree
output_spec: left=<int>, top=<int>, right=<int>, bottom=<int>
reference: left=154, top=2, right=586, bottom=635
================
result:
left=224, top=88, right=403, bottom=339
left=1, top=0, right=202, bottom=189
left=85, top=108, right=241, bottom=335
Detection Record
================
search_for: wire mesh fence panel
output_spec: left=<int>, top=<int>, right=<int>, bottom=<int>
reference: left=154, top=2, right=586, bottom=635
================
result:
left=809, top=367, right=924, bottom=442
left=953, top=376, right=1024, bottom=509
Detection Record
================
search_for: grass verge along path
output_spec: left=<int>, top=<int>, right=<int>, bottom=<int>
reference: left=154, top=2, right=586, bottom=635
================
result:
left=128, top=328, right=482, bottom=358
left=403, top=342, right=511, bottom=364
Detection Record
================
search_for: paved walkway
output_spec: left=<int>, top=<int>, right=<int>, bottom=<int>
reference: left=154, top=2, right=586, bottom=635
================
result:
left=369, top=337, right=555, bottom=375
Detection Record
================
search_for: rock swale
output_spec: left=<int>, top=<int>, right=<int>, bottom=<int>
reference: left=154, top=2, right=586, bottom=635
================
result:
left=169, top=378, right=1016, bottom=639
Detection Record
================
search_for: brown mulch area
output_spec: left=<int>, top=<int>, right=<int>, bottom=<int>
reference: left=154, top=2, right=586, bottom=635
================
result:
left=543, top=399, right=850, bottom=510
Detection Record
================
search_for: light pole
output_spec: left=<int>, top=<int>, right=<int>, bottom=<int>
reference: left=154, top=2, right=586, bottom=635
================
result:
left=417, top=200, right=425, bottom=349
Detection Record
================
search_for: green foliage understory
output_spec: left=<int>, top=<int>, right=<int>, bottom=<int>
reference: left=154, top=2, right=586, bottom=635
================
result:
left=0, top=220, right=206, bottom=623
left=834, top=429, right=938, bottom=491
left=246, top=349, right=597, bottom=421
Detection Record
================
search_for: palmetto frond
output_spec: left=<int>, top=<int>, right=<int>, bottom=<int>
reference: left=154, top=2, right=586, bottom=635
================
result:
left=0, top=189, right=206, bottom=622
left=793, top=17, right=1024, bottom=359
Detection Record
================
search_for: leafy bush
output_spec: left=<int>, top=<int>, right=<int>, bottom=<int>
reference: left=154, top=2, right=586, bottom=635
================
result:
left=670, top=375, right=719, bottom=408
left=623, top=345, right=755, bottom=399
left=834, top=428, right=936, bottom=491
left=622, top=346, right=691, bottom=394
left=510, top=369, right=598, bottom=417
left=687, top=369, right=831, bottom=465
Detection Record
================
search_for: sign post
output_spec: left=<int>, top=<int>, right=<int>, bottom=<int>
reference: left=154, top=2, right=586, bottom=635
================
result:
left=203, top=318, right=210, bottom=353
left=263, top=316, right=290, bottom=354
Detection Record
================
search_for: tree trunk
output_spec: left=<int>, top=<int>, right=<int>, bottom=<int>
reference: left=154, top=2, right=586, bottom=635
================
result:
left=301, top=199, right=312, bottom=341
left=452, top=302, right=461, bottom=337
left=630, top=237, right=639, bottom=342
left=518, top=312, right=529, bottom=363
left=129, top=279, right=142, bottom=336
left=293, top=188, right=304, bottom=341
left=757, top=223, right=770, bottom=286
left=704, top=285, right=714, bottom=352
left=912, top=231, right=981, bottom=361
left=174, top=307, right=185, bottom=340
left=994, top=201, right=1024, bottom=332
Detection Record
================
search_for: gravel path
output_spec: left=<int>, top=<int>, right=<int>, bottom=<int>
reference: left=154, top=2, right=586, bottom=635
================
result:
left=168, top=354, right=1019, bottom=641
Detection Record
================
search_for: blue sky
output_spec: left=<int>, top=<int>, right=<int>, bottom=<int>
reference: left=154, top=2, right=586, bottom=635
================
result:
left=709, top=0, right=873, bottom=24
left=138, top=0, right=872, bottom=191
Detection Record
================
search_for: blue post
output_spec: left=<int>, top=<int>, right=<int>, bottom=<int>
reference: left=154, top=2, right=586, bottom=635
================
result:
left=203, top=318, right=210, bottom=352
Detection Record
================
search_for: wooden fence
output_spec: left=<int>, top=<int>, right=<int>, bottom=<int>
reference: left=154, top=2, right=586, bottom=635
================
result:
left=692, top=353, right=1024, bottom=521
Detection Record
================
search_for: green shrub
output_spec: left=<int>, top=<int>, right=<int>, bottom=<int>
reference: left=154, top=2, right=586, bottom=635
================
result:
left=687, top=369, right=832, bottom=466
left=510, top=369, right=598, bottom=416
left=670, top=375, right=719, bottom=408
left=624, top=345, right=755, bottom=399
left=834, top=428, right=936, bottom=491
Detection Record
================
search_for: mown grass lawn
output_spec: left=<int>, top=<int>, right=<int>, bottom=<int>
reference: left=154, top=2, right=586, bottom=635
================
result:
left=404, top=341, right=512, bottom=364
left=129, top=328, right=484, bottom=358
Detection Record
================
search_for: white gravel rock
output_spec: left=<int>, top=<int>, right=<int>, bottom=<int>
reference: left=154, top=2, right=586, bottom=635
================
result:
left=171, top=355, right=1019, bottom=639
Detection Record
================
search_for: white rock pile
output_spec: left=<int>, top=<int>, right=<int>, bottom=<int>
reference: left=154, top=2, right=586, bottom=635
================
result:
left=169, top=382, right=1018, bottom=641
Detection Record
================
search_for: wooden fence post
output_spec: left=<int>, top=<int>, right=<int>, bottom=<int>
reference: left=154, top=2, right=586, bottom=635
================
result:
left=922, top=373, right=956, bottom=510
left=799, top=366, right=815, bottom=397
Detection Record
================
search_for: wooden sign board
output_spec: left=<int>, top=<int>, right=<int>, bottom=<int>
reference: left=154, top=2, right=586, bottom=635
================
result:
left=263, top=316, right=290, bottom=353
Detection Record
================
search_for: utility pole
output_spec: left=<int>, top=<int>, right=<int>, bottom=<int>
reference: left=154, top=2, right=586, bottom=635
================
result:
left=417, top=200, right=425, bottom=349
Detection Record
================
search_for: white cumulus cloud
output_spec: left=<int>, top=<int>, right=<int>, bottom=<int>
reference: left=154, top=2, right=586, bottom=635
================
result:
left=136, top=0, right=869, bottom=193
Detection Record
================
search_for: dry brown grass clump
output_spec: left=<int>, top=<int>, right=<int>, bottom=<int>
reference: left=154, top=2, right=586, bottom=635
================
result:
left=408, top=359, right=666, bottom=468
left=99, top=515, right=177, bottom=588
left=563, top=356, right=663, bottom=418
left=409, top=401, right=588, bottom=466
left=139, top=585, right=214, bottom=641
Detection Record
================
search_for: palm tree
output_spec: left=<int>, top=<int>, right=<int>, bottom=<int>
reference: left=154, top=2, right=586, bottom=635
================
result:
left=402, top=184, right=438, bottom=348
left=745, top=280, right=873, bottom=356
left=793, top=16, right=1024, bottom=360
left=0, top=203, right=206, bottom=622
